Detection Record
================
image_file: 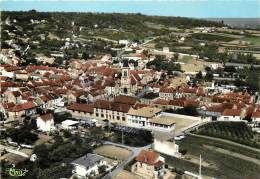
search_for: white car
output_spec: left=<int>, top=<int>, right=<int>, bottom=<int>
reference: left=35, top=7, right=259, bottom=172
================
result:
left=174, top=135, right=185, bottom=141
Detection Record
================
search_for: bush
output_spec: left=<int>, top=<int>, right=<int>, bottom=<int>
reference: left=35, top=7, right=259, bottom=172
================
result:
left=63, top=130, right=72, bottom=138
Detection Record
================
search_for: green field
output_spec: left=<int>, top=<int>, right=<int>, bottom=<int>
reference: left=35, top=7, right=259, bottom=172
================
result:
left=178, top=55, right=193, bottom=63
left=164, top=135, right=260, bottom=179
left=242, top=36, right=260, bottom=45
left=191, top=33, right=236, bottom=42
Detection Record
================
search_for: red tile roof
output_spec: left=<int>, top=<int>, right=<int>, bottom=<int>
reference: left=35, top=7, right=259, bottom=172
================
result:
left=184, top=99, right=200, bottom=107
left=135, top=150, right=160, bottom=165
left=133, top=103, right=149, bottom=109
left=153, top=99, right=170, bottom=106
left=222, top=109, right=241, bottom=116
left=1, top=102, right=15, bottom=109
left=114, top=95, right=137, bottom=105
left=8, top=101, right=36, bottom=112
left=67, top=103, right=94, bottom=113
left=169, top=99, right=185, bottom=107
left=252, top=111, right=260, bottom=118
left=159, top=87, right=176, bottom=93
left=39, top=113, right=53, bottom=122
left=94, top=100, right=131, bottom=113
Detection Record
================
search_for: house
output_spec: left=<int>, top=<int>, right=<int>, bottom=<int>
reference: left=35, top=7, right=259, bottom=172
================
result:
left=159, top=88, right=176, bottom=100
left=61, top=120, right=79, bottom=130
left=153, top=99, right=170, bottom=110
left=0, top=102, right=15, bottom=121
left=127, top=107, right=161, bottom=129
left=7, top=101, right=36, bottom=122
left=36, top=113, right=55, bottom=132
left=148, top=116, right=176, bottom=132
left=71, top=153, right=106, bottom=178
left=93, top=100, right=131, bottom=125
left=252, top=111, right=260, bottom=126
left=219, top=109, right=242, bottom=121
left=3, top=90, right=22, bottom=104
left=140, top=92, right=159, bottom=105
left=131, top=149, right=165, bottom=179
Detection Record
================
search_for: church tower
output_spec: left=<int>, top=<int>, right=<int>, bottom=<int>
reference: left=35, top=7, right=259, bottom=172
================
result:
left=121, top=66, right=131, bottom=95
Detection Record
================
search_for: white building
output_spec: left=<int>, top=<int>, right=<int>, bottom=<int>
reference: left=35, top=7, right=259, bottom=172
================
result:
left=119, top=39, right=129, bottom=46
left=127, top=107, right=175, bottom=132
left=36, top=113, right=55, bottom=132
left=71, top=154, right=106, bottom=178
left=219, top=109, right=241, bottom=121
left=61, top=120, right=79, bottom=130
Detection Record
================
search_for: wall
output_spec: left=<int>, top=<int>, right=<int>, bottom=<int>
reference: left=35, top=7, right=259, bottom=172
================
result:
left=153, top=138, right=181, bottom=158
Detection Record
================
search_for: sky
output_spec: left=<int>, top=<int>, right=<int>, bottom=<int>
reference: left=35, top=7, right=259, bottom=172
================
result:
left=1, top=0, right=260, bottom=18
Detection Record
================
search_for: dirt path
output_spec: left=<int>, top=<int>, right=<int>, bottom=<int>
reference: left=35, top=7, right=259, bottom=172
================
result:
left=188, top=133, right=260, bottom=153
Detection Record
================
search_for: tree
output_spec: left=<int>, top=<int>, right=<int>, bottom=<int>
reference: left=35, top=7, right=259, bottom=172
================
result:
left=73, top=51, right=78, bottom=58
left=98, top=165, right=107, bottom=174
left=54, top=57, right=64, bottom=65
left=247, top=69, right=260, bottom=92
left=196, top=71, right=203, bottom=79
left=34, top=144, right=50, bottom=168
left=82, top=52, right=89, bottom=60
left=63, top=130, right=72, bottom=138
left=6, top=126, right=38, bottom=144
left=205, top=72, right=213, bottom=81
left=173, top=53, right=179, bottom=61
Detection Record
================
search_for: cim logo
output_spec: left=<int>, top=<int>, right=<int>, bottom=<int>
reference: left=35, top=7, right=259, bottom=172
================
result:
left=5, top=167, right=29, bottom=177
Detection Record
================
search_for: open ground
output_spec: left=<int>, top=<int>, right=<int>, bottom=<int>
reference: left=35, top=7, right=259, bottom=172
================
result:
left=94, top=144, right=132, bottom=161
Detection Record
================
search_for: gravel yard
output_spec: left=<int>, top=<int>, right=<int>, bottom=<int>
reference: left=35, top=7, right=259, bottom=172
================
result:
left=94, top=144, right=132, bottom=161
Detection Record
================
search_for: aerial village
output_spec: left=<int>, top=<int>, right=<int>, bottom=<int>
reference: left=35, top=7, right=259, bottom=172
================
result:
left=0, top=11, right=260, bottom=179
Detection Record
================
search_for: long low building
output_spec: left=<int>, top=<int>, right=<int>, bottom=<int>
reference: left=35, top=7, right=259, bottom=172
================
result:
left=67, top=101, right=176, bottom=132
left=127, top=107, right=175, bottom=132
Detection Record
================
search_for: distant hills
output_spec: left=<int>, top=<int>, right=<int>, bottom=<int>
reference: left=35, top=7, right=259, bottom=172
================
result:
left=205, top=18, right=260, bottom=29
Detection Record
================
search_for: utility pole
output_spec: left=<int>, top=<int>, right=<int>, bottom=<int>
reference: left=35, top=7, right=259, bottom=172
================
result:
left=199, top=154, right=202, bottom=179
left=121, top=119, right=124, bottom=145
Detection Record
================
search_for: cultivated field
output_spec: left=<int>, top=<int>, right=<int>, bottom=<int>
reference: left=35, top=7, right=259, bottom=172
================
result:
left=165, top=135, right=260, bottom=179
left=94, top=144, right=132, bottom=160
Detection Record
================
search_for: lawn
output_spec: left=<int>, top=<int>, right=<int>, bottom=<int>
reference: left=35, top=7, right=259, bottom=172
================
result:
left=164, top=135, right=260, bottom=179
left=94, top=144, right=132, bottom=161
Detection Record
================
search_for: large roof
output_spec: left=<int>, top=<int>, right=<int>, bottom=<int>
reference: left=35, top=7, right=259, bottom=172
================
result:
left=149, top=116, right=176, bottom=126
left=135, top=150, right=159, bottom=165
left=8, top=101, right=36, bottom=112
left=71, top=153, right=104, bottom=168
left=67, top=103, right=94, bottom=113
left=128, top=107, right=161, bottom=118
left=222, top=109, right=241, bottom=116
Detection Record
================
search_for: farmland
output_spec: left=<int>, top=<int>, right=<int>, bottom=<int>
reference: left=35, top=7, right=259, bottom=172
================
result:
left=191, top=33, right=236, bottom=42
left=194, top=121, right=260, bottom=148
left=164, top=135, right=260, bottom=179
